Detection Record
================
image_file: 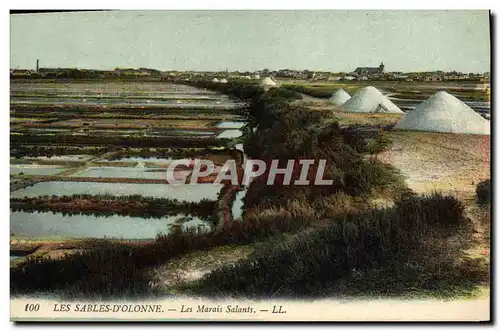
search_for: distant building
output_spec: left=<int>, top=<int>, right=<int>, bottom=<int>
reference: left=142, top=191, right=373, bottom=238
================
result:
left=424, top=75, right=443, bottom=82
left=137, top=68, right=154, bottom=76
left=353, top=62, right=385, bottom=77
left=10, top=69, right=33, bottom=76
left=114, top=68, right=151, bottom=76
left=391, top=73, right=409, bottom=79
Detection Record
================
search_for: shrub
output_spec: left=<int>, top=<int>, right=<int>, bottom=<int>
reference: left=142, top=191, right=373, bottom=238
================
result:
left=341, top=125, right=393, bottom=154
left=363, top=133, right=392, bottom=154
left=10, top=245, right=151, bottom=298
left=284, top=85, right=332, bottom=98
left=344, top=159, right=405, bottom=197
left=476, top=179, right=491, bottom=205
left=193, top=193, right=469, bottom=298
left=266, top=87, right=303, bottom=101
left=395, top=192, right=466, bottom=229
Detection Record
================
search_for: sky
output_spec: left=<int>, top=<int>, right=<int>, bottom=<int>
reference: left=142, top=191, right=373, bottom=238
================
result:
left=10, top=10, right=490, bottom=73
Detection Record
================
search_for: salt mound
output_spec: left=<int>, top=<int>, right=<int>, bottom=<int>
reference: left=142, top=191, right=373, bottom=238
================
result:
left=394, top=91, right=490, bottom=135
left=212, top=78, right=220, bottom=83
left=342, top=86, right=403, bottom=113
left=329, top=89, right=351, bottom=106
left=220, top=78, right=228, bottom=84
left=261, top=77, right=277, bottom=87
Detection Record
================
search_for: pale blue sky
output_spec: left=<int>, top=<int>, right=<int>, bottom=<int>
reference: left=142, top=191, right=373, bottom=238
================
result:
left=10, top=10, right=490, bottom=72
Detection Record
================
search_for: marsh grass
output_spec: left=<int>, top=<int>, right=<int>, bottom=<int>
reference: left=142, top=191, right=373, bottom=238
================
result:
left=283, top=84, right=340, bottom=98
left=192, top=193, right=486, bottom=299
left=476, top=179, right=491, bottom=206
left=10, top=194, right=217, bottom=219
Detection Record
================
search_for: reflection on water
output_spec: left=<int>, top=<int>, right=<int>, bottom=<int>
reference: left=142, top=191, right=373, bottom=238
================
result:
left=11, top=182, right=223, bottom=201
left=217, top=129, right=243, bottom=139
left=10, top=211, right=211, bottom=239
left=216, top=121, right=247, bottom=129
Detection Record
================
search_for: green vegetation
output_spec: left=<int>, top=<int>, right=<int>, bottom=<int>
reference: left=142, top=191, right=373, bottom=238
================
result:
left=193, top=193, right=485, bottom=298
left=10, top=194, right=217, bottom=220
left=10, top=145, right=108, bottom=158
left=265, top=87, right=303, bottom=101
left=339, top=125, right=394, bottom=154
left=11, top=133, right=225, bottom=148
left=106, top=147, right=231, bottom=161
left=11, top=104, right=241, bottom=115
left=476, top=179, right=491, bottom=205
left=283, top=84, right=335, bottom=98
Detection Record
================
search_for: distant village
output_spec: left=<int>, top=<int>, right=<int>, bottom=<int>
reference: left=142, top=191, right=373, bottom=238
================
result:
left=10, top=60, right=490, bottom=83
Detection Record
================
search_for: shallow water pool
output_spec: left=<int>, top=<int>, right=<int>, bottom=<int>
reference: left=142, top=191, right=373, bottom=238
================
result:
left=10, top=181, right=223, bottom=201
left=10, top=211, right=211, bottom=239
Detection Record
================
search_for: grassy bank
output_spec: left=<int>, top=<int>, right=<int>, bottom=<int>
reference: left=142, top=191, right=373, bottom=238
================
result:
left=11, top=194, right=217, bottom=219
left=283, top=84, right=340, bottom=98
left=192, top=193, right=487, bottom=298
left=11, top=133, right=226, bottom=148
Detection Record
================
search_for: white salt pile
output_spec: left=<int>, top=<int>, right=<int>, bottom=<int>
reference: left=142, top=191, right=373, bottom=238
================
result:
left=212, top=78, right=220, bottom=83
left=394, top=91, right=490, bottom=135
left=342, top=86, right=403, bottom=113
left=329, top=89, right=351, bottom=106
left=220, top=78, right=228, bottom=84
left=261, top=77, right=277, bottom=87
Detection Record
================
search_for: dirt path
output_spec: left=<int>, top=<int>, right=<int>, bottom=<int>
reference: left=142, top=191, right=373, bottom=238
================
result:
left=375, top=130, right=491, bottom=250
left=148, top=244, right=253, bottom=292
left=375, top=131, right=490, bottom=196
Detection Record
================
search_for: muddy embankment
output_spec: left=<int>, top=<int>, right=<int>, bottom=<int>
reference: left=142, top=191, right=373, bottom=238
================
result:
left=10, top=196, right=216, bottom=219
left=10, top=238, right=154, bottom=260
left=213, top=148, right=245, bottom=231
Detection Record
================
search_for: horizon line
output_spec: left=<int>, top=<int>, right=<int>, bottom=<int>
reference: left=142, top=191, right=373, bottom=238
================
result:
left=9, top=66, right=490, bottom=74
